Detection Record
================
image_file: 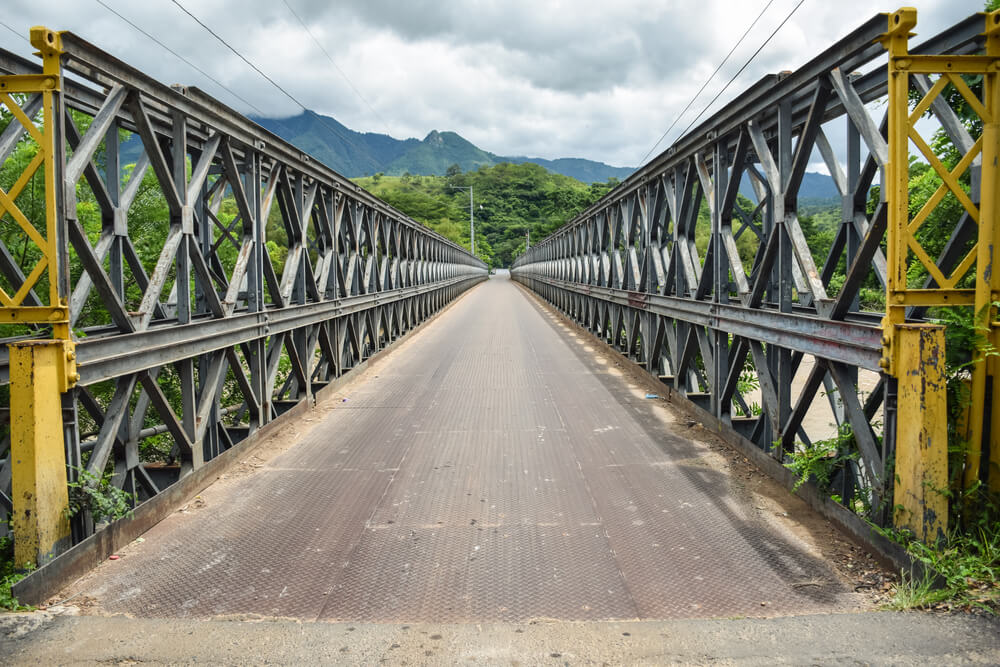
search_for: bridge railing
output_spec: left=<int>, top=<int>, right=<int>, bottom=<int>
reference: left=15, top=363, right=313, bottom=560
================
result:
left=513, top=9, right=998, bottom=539
left=0, top=29, right=486, bottom=565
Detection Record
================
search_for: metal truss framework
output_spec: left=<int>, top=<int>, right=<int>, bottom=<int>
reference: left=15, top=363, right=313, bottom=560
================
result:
left=0, top=30, right=486, bottom=559
left=513, top=10, right=996, bottom=531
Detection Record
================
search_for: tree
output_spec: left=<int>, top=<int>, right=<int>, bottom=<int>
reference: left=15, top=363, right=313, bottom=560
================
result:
left=353, top=162, right=609, bottom=268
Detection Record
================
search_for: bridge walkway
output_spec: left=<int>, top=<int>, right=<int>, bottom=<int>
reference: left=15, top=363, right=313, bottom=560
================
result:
left=63, top=273, right=865, bottom=622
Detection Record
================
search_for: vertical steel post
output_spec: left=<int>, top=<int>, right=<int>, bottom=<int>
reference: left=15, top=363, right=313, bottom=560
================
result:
left=978, top=11, right=1000, bottom=492
left=775, top=100, right=793, bottom=455
left=6, top=27, right=78, bottom=567
left=881, top=8, right=948, bottom=537
left=893, top=324, right=948, bottom=542
left=713, top=141, right=730, bottom=424
left=10, top=342, right=73, bottom=566
left=881, top=9, right=915, bottom=379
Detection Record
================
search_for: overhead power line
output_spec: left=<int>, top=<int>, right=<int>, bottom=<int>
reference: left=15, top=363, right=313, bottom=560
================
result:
left=636, top=0, right=777, bottom=169
left=675, top=0, right=808, bottom=143
left=0, top=19, right=32, bottom=46
left=94, top=0, right=266, bottom=116
left=169, top=0, right=370, bottom=157
left=280, top=0, right=394, bottom=137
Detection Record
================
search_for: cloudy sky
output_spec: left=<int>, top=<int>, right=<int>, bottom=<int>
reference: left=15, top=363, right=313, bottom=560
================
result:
left=1, top=0, right=984, bottom=169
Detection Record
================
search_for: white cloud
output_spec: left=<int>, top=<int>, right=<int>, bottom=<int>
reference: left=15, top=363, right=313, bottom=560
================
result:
left=0, top=0, right=986, bottom=169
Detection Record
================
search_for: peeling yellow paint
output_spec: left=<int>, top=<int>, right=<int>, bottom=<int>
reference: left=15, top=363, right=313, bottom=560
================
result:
left=894, top=325, right=948, bottom=543
left=10, top=341, right=71, bottom=567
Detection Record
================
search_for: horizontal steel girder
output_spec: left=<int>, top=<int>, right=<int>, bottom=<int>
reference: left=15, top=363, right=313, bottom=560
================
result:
left=519, top=275, right=881, bottom=371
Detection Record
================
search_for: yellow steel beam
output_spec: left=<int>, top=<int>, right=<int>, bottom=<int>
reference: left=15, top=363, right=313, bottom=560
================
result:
left=881, top=6, right=917, bottom=379
left=965, top=11, right=1000, bottom=493
left=882, top=7, right=997, bottom=533
left=883, top=8, right=1000, bottom=506
left=0, top=74, right=59, bottom=94
left=0, top=306, right=69, bottom=324
left=982, top=10, right=1000, bottom=494
left=10, top=341, right=73, bottom=567
left=3, top=26, right=78, bottom=568
left=893, top=324, right=948, bottom=542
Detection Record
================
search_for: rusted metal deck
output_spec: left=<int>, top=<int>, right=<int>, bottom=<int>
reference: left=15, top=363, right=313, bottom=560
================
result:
left=67, top=274, right=859, bottom=621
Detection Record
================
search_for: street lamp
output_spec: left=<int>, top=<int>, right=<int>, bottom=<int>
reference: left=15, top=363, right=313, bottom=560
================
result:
left=449, top=185, right=475, bottom=256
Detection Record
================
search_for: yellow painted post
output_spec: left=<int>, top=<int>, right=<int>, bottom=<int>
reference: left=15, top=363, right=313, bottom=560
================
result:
left=1, top=27, right=78, bottom=567
left=894, top=324, right=948, bottom=543
left=881, top=9, right=953, bottom=536
left=879, top=7, right=916, bottom=379
left=10, top=341, right=73, bottom=567
left=982, top=12, right=1000, bottom=494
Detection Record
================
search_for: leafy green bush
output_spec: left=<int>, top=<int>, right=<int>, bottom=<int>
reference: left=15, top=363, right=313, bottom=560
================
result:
left=0, top=533, right=33, bottom=611
left=65, top=467, right=136, bottom=524
left=784, top=427, right=858, bottom=492
left=884, top=519, right=1000, bottom=613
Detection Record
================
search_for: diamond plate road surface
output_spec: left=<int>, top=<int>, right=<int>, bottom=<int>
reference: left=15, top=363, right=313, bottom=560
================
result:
left=71, top=274, right=858, bottom=622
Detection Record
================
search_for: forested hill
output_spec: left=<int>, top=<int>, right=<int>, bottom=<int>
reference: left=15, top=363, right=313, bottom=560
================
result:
left=353, top=162, right=849, bottom=270
left=251, top=110, right=634, bottom=183
left=353, top=163, right=619, bottom=267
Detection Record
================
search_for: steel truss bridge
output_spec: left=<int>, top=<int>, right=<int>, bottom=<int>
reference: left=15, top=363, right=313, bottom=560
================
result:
left=0, top=7, right=997, bottom=608
left=514, top=9, right=1000, bottom=535
left=0, top=26, right=485, bottom=567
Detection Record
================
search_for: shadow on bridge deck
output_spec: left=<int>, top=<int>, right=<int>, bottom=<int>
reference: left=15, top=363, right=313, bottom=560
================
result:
left=61, top=273, right=871, bottom=622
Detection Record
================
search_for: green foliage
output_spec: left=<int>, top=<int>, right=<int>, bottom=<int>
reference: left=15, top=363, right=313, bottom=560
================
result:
left=354, top=163, right=617, bottom=267
left=882, top=516, right=1000, bottom=612
left=733, top=360, right=762, bottom=417
left=65, top=467, right=136, bottom=524
left=932, top=304, right=1000, bottom=517
left=784, top=427, right=858, bottom=492
left=0, top=531, right=34, bottom=611
left=692, top=194, right=761, bottom=271
left=886, top=568, right=956, bottom=611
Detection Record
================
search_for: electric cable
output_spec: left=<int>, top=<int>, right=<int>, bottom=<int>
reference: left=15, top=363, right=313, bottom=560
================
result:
left=280, top=0, right=394, bottom=137
left=94, top=0, right=266, bottom=116
left=0, top=19, right=32, bottom=46
left=170, top=0, right=370, bottom=157
left=675, top=0, right=807, bottom=142
left=636, top=0, right=777, bottom=168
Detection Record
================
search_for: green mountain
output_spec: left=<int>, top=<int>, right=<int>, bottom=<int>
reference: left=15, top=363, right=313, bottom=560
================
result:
left=255, top=111, right=417, bottom=176
left=250, top=110, right=634, bottom=183
left=354, top=163, right=619, bottom=267
left=739, top=171, right=840, bottom=203
left=387, top=130, right=495, bottom=175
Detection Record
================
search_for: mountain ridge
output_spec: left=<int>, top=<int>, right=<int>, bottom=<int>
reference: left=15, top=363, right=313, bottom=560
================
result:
left=250, top=110, right=635, bottom=183
left=249, top=110, right=840, bottom=199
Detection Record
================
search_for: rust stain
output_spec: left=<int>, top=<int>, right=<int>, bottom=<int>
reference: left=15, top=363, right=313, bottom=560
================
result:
left=627, top=291, right=648, bottom=309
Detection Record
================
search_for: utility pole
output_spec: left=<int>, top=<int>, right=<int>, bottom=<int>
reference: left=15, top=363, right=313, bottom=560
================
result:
left=449, top=185, right=474, bottom=255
